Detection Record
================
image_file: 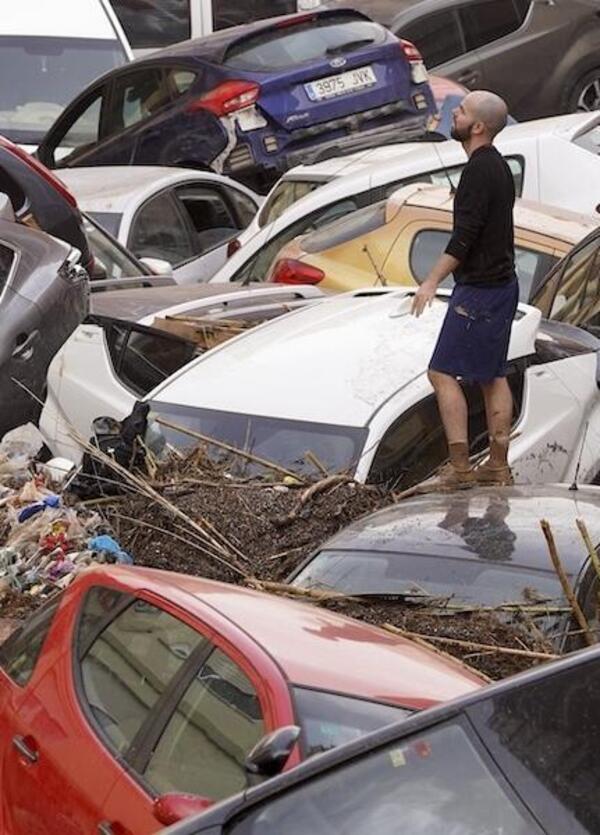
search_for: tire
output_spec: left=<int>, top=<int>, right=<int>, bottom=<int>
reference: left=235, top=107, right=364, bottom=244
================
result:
left=567, top=68, right=600, bottom=112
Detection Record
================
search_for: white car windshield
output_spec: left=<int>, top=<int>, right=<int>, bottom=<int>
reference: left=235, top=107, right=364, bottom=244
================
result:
left=149, top=402, right=367, bottom=478
left=0, top=36, right=127, bottom=144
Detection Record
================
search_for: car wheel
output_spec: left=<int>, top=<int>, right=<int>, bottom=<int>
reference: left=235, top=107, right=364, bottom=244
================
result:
left=568, top=69, right=600, bottom=112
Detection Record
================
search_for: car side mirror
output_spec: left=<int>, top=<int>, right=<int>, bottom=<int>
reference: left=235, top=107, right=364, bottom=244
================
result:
left=245, top=725, right=301, bottom=785
left=0, top=193, right=16, bottom=223
left=90, top=256, right=108, bottom=281
left=153, top=793, right=214, bottom=826
left=139, top=256, right=173, bottom=277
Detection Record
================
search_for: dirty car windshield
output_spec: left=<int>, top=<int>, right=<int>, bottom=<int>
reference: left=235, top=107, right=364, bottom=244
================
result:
left=0, top=36, right=126, bottom=143
left=149, top=403, right=366, bottom=478
left=292, top=550, right=565, bottom=608
left=229, top=721, right=540, bottom=835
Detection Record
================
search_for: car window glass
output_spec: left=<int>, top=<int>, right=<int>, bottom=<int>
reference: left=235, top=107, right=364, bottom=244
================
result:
left=234, top=199, right=358, bottom=284
left=470, top=658, right=600, bottom=834
left=460, top=0, right=521, bottom=51
left=110, top=70, right=171, bottom=133
left=259, top=180, right=323, bottom=228
left=0, top=242, right=16, bottom=293
left=548, top=238, right=600, bottom=325
left=143, top=647, right=264, bottom=799
left=109, top=0, right=190, bottom=50
left=58, top=92, right=103, bottom=162
left=513, top=0, right=532, bottom=24
left=573, top=124, right=600, bottom=156
left=213, top=0, right=296, bottom=31
left=0, top=596, right=61, bottom=686
left=399, top=11, right=464, bottom=67
left=104, top=320, right=196, bottom=396
left=228, top=188, right=259, bottom=228
left=228, top=721, right=540, bottom=835
left=302, top=201, right=386, bottom=254
left=409, top=229, right=558, bottom=302
left=79, top=591, right=207, bottom=754
left=130, top=192, right=195, bottom=266
left=368, top=372, right=524, bottom=489
left=293, top=687, right=410, bottom=756
left=175, top=185, right=238, bottom=254
left=224, top=15, right=385, bottom=71
left=167, top=68, right=196, bottom=97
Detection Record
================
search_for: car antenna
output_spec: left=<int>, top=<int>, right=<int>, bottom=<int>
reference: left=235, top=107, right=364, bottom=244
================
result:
left=570, top=419, right=590, bottom=491
left=362, top=242, right=387, bottom=286
left=431, top=138, right=456, bottom=196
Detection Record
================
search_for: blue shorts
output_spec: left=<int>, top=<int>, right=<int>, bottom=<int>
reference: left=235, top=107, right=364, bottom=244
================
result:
left=429, top=280, right=519, bottom=383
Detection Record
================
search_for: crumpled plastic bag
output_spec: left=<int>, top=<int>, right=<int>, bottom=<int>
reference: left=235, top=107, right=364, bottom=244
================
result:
left=0, top=423, right=45, bottom=482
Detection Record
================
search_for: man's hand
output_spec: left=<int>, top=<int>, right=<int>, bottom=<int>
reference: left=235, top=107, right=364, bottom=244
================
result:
left=411, top=279, right=437, bottom=317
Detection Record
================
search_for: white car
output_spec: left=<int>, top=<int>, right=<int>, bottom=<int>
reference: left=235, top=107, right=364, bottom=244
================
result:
left=1, top=0, right=132, bottom=153
left=219, top=112, right=600, bottom=287
left=59, top=167, right=262, bottom=284
left=40, top=289, right=600, bottom=489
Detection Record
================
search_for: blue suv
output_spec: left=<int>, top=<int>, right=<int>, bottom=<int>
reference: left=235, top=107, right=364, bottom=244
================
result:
left=37, top=9, right=435, bottom=192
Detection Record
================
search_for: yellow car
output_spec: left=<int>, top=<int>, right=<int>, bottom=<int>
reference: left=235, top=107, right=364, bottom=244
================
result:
left=266, top=184, right=598, bottom=302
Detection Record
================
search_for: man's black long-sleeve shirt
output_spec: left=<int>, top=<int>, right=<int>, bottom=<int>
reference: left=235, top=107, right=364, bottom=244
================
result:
left=445, top=145, right=516, bottom=286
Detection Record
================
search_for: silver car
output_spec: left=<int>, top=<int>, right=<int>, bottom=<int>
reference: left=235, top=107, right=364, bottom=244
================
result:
left=0, top=196, right=88, bottom=437
left=324, top=0, right=600, bottom=119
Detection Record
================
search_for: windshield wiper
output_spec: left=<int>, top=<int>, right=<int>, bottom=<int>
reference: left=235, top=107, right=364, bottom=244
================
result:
left=325, top=39, right=375, bottom=56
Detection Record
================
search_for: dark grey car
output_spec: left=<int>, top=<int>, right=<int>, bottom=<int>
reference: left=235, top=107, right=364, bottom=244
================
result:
left=287, top=484, right=600, bottom=650
left=0, top=199, right=88, bottom=437
left=324, top=0, right=600, bottom=119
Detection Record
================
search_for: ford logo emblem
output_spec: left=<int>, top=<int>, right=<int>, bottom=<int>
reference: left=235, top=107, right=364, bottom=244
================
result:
left=329, top=57, right=347, bottom=69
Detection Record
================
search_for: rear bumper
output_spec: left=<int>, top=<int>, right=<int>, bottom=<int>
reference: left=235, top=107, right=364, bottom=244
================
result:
left=285, top=116, right=429, bottom=167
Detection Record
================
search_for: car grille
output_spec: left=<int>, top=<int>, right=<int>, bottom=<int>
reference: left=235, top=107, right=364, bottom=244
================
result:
left=288, top=99, right=412, bottom=140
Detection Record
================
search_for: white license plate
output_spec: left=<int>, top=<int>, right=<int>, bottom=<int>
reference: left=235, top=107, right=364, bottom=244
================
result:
left=305, top=65, right=377, bottom=101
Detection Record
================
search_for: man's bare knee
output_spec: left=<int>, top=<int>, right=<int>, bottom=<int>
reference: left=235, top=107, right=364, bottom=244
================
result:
left=428, top=369, right=454, bottom=389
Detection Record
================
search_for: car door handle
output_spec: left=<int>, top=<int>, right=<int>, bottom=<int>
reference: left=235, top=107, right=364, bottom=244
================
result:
left=12, top=330, right=40, bottom=360
left=97, top=822, right=115, bottom=835
left=12, top=735, right=39, bottom=764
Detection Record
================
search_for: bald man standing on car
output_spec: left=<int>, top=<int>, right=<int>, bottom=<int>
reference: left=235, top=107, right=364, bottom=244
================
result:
left=411, top=90, right=517, bottom=488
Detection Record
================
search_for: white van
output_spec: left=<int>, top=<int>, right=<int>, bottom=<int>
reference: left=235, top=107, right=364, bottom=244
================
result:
left=107, top=0, right=321, bottom=55
left=0, top=0, right=132, bottom=150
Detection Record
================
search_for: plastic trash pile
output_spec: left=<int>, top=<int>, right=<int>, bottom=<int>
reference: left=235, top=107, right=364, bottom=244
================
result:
left=0, top=424, right=133, bottom=602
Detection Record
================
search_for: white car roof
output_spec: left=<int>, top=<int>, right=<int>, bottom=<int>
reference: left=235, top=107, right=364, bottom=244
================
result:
left=152, top=289, right=541, bottom=426
left=286, top=112, right=600, bottom=181
left=58, top=166, right=258, bottom=217
left=5, top=0, right=121, bottom=38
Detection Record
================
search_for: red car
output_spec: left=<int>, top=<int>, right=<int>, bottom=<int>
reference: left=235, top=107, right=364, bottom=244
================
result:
left=0, top=565, right=482, bottom=834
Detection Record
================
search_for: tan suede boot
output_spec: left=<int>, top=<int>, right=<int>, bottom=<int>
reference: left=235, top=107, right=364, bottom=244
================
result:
left=475, top=434, right=514, bottom=486
left=437, top=441, right=475, bottom=489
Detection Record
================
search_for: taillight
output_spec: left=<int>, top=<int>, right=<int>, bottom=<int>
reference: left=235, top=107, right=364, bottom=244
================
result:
left=187, top=80, right=261, bottom=117
left=399, top=39, right=424, bottom=64
left=0, top=137, right=79, bottom=208
left=271, top=259, right=324, bottom=286
left=227, top=238, right=241, bottom=258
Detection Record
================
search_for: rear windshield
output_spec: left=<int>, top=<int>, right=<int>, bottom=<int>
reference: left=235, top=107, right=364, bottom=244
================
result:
left=149, top=402, right=367, bottom=478
left=259, top=179, right=325, bottom=228
left=293, top=687, right=411, bottom=757
left=224, top=14, right=386, bottom=72
left=292, top=549, right=565, bottom=609
left=0, top=36, right=127, bottom=144
left=83, top=215, right=145, bottom=281
left=302, top=200, right=386, bottom=253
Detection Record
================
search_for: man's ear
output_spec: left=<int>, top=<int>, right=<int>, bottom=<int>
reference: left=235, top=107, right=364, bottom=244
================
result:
left=471, top=120, right=486, bottom=136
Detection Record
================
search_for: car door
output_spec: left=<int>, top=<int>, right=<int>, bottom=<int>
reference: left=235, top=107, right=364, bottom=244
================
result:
left=468, top=0, right=568, bottom=119
left=0, top=592, right=126, bottom=835
left=100, top=640, right=273, bottom=833
left=394, top=7, right=484, bottom=90
left=0, top=240, right=44, bottom=437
